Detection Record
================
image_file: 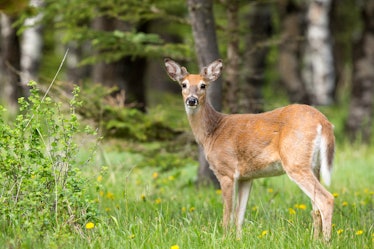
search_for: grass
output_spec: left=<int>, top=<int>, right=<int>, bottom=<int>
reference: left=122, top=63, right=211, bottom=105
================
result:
left=6, top=141, right=370, bottom=249
left=1, top=94, right=373, bottom=248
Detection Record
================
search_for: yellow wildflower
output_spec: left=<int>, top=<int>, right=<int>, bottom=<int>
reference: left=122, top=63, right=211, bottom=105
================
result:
left=216, top=189, right=222, bottom=195
left=181, top=207, right=186, bottom=213
left=128, top=234, right=135, bottom=239
left=356, top=230, right=364, bottom=235
left=337, top=229, right=344, bottom=235
left=189, top=207, right=195, bottom=212
left=141, top=194, right=146, bottom=201
left=252, top=206, right=258, bottom=212
left=288, top=208, right=296, bottom=215
left=85, top=222, right=95, bottom=230
left=171, top=245, right=180, bottom=249
left=295, top=204, right=307, bottom=210
left=106, top=192, right=115, bottom=200
left=332, top=192, right=339, bottom=198
left=155, top=198, right=161, bottom=204
left=97, top=175, right=103, bottom=182
left=152, top=172, right=159, bottom=179
left=342, top=201, right=348, bottom=207
left=267, top=188, right=273, bottom=193
left=168, top=175, right=175, bottom=181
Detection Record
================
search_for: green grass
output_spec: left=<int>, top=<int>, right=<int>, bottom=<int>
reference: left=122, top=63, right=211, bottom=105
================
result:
left=4, top=142, right=371, bottom=249
left=1, top=92, right=373, bottom=248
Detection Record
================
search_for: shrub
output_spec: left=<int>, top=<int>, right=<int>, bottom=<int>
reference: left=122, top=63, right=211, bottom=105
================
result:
left=0, top=81, right=99, bottom=238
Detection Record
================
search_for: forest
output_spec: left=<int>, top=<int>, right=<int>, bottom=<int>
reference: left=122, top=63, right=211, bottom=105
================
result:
left=0, top=0, right=373, bottom=248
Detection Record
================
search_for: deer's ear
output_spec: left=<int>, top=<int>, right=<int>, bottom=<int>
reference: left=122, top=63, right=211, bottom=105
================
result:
left=200, top=59, right=223, bottom=82
left=164, top=58, right=189, bottom=83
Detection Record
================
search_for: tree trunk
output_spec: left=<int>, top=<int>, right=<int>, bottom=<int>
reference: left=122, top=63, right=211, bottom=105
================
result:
left=223, top=0, right=240, bottom=114
left=242, top=2, right=272, bottom=113
left=187, top=0, right=221, bottom=188
left=0, top=14, right=25, bottom=111
left=345, top=0, right=374, bottom=143
left=278, top=0, right=310, bottom=104
left=20, top=0, right=43, bottom=87
left=302, top=0, right=335, bottom=105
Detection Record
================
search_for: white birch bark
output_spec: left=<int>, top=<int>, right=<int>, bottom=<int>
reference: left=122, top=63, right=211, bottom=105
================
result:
left=20, top=0, right=43, bottom=85
left=302, top=0, right=335, bottom=105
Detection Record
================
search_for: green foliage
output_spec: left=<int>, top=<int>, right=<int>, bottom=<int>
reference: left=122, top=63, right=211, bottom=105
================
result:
left=36, top=0, right=192, bottom=64
left=0, top=82, right=99, bottom=239
left=77, top=84, right=181, bottom=141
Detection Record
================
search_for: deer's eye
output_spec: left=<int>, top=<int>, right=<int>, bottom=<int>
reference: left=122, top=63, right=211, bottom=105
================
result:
left=200, top=83, right=206, bottom=89
left=181, top=83, right=187, bottom=88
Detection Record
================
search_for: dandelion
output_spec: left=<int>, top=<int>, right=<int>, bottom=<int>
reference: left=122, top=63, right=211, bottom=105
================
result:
left=216, top=189, right=222, bottom=195
left=332, top=192, right=339, bottom=198
left=141, top=194, right=146, bottom=202
left=128, top=234, right=135, bottom=239
left=258, top=230, right=268, bottom=238
left=152, top=172, right=159, bottom=179
left=337, top=229, right=344, bottom=235
left=85, top=222, right=95, bottom=230
left=267, top=188, right=273, bottom=193
left=99, top=190, right=104, bottom=197
left=288, top=208, right=296, bottom=215
left=342, top=201, right=348, bottom=207
left=168, top=175, right=175, bottom=181
left=181, top=207, right=186, bottom=213
left=355, top=230, right=364, bottom=235
left=189, top=207, right=195, bottom=212
left=106, top=192, right=115, bottom=200
left=97, top=175, right=103, bottom=182
left=252, top=206, right=258, bottom=212
left=170, top=245, right=180, bottom=249
left=155, top=198, right=161, bottom=204
left=295, top=204, right=307, bottom=210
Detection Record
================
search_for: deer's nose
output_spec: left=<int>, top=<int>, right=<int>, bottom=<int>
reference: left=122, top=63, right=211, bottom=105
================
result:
left=186, top=97, right=198, bottom=107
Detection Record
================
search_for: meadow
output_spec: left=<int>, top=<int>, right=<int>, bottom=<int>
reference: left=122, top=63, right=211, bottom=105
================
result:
left=0, top=87, right=373, bottom=249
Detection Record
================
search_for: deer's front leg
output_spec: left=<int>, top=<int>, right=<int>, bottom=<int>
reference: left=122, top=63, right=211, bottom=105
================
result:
left=220, top=176, right=235, bottom=231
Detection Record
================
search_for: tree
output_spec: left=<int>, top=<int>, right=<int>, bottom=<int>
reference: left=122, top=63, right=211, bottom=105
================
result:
left=20, top=0, right=43, bottom=86
left=345, top=0, right=374, bottom=143
left=0, top=14, right=24, bottom=110
left=222, top=0, right=240, bottom=113
left=38, top=0, right=190, bottom=109
left=243, top=2, right=272, bottom=113
left=187, top=0, right=221, bottom=187
left=302, top=0, right=335, bottom=105
left=278, top=0, right=310, bottom=104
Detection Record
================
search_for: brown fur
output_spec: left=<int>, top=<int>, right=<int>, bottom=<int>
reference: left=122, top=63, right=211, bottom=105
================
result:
left=165, top=58, right=335, bottom=242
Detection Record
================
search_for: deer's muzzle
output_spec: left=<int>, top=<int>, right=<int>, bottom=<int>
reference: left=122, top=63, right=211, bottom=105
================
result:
left=186, top=97, right=198, bottom=108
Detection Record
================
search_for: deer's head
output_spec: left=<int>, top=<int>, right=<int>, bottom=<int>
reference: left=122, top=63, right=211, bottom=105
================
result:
left=164, top=58, right=223, bottom=114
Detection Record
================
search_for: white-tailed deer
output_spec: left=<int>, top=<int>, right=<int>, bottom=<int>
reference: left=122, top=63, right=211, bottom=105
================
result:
left=164, top=58, right=335, bottom=241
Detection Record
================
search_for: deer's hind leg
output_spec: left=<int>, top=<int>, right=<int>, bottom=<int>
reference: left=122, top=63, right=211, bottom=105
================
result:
left=286, top=169, right=334, bottom=241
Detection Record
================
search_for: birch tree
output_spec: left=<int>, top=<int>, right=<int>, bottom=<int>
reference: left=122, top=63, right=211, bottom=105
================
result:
left=20, top=0, right=43, bottom=86
left=302, top=0, right=335, bottom=105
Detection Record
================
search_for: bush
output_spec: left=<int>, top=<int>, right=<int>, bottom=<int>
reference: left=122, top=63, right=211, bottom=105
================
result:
left=0, top=82, right=99, bottom=238
left=76, top=83, right=180, bottom=141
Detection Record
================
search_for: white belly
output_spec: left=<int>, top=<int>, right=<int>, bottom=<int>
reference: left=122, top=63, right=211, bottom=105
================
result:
left=244, top=161, right=285, bottom=179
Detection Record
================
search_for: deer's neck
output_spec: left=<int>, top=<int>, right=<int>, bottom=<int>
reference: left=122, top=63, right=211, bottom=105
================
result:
left=186, top=102, right=224, bottom=145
